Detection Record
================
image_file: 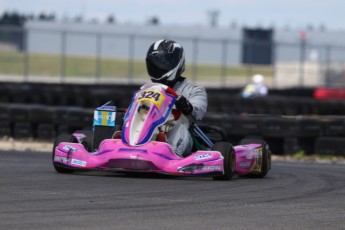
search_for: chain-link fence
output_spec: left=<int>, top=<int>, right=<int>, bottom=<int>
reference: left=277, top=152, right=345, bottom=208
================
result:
left=1, top=25, right=345, bottom=88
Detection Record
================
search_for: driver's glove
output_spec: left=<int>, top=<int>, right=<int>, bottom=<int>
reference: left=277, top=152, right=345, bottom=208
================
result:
left=175, top=95, right=193, bottom=115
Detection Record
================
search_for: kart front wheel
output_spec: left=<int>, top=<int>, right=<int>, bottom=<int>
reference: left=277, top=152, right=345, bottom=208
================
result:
left=52, top=134, right=77, bottom=173
left=212, top=142, right=236, bottom=181
left=75, top=129, right=93, bottom=151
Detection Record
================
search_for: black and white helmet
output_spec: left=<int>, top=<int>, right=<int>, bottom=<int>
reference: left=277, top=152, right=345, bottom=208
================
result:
left=146, top=39, right=185, bottom=85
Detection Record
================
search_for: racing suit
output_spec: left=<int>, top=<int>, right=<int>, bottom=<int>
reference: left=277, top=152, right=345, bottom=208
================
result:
left=167, top=78, right=208, bottom=157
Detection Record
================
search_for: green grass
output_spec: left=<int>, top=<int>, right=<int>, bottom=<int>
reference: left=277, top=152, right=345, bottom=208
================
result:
left=285, top=151, right=345, bottom=161
left=0, top=51, right=273, bottom=81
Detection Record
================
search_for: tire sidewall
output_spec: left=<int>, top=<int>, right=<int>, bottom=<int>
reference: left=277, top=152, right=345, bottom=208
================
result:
left=212, top=142, right=235, bottom=180
left=52, top=134, right=77, bottom=173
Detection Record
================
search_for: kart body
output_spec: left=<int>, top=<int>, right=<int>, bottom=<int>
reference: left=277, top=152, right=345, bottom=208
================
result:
left=53, top=84, right=271, bottom=179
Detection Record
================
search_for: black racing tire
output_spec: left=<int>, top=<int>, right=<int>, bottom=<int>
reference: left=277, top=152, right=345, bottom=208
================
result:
left=75, top=129, right=93, bottom=152
left=52, top=134, right=77, bottom=173
left=239, top=138, right=271, bottom=178
left=212, top=142, right=236, bottom=181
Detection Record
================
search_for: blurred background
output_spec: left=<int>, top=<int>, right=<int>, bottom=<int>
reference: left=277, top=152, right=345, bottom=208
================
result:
left=1, top=0, right=345, bottom=156
left=1, top=0, right=345, bottom=88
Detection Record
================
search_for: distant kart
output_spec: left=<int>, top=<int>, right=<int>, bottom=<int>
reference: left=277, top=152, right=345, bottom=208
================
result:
left=52, top=83, right=271, bottom=180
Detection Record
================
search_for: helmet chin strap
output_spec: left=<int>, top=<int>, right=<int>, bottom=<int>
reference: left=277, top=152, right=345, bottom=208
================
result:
left=165, top=79, right=178, bottom=88
left=152, top=75, right=184, bottom=88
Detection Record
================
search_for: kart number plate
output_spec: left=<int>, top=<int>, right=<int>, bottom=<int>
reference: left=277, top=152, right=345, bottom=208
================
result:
left=136, top=90, right=165, bottom=108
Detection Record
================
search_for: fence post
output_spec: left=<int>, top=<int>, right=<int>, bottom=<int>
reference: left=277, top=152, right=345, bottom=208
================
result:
left=60, top=30, right=67, bottom=83
left=95, top=33, right=102, bottom=83
left=191, top=38, right=198, bottom=83
left=325, top=45, right=331, bottom=87
left=23, top=28, right=29, bottom=82
left=245, top=40, right=253, bottom=83
left=128, top=34, right=135, bottom=84
left=272, top=41, right=277, bottom=88
left=299, top=34, right=307, bottom=87
left=221, top=39, right=228, bottom=87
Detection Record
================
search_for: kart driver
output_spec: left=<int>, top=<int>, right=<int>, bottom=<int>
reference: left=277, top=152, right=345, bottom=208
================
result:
left=241, top=74, right=268, bottom=98
left=142, top=39, right=208, bottom=157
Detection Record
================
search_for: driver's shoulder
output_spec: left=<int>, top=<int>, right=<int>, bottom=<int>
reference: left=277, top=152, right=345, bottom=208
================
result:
left=175, top=78, right=206, bottom=95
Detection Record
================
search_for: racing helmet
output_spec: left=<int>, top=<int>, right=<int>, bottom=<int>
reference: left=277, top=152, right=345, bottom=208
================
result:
left=146, top=39, right=185, bottom=86
left=252, top=74, right=264, bottom=84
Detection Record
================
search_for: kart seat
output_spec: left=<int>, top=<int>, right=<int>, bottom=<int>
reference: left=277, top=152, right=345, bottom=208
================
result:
left=156, top=131, right=168, bottom=143
left=112, top=131, right=122, bottom=139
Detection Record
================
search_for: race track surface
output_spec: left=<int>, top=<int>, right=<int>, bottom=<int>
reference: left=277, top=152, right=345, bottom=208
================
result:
left=1, top=150, right=344, bottom=230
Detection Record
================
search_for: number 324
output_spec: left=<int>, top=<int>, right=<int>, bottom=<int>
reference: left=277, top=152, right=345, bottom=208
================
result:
left=137, top=91, right=161, bottom=102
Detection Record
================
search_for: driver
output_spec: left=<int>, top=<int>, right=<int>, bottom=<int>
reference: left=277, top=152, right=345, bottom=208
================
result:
left=143, top=39, right=208, bottom=157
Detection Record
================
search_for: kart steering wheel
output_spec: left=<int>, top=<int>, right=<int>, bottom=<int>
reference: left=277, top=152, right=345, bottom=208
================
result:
left=166, top=86, right=182, bottom=120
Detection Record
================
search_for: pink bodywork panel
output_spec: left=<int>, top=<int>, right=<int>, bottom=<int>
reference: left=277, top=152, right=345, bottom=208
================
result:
left=54, top=139, right=225, bottom=175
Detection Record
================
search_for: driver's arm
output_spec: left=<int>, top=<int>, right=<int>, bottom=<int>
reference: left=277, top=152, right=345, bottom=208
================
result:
left=176, top=84, right=207, bottom=121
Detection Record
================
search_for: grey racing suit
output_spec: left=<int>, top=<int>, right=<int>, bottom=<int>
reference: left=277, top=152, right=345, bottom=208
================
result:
left=167, top=78, right=208, bottom=157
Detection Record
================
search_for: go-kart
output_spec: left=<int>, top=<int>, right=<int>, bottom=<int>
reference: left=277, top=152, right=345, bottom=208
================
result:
left=52, top=83, right=271, bottom=180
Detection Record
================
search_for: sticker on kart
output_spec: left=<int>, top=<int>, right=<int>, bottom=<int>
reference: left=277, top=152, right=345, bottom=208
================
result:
left=194, top=153, right=212, bottom=160
left=251, top=147, right=263, bottom=172
left=136, top=90, right=165, bottom=108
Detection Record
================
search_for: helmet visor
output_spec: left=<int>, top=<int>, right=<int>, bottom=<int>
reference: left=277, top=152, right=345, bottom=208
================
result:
left=146, top=51, right=181, bottom=71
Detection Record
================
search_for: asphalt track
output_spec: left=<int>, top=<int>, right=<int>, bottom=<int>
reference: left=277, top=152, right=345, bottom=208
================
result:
left=1, top=150, right=344, bottom=230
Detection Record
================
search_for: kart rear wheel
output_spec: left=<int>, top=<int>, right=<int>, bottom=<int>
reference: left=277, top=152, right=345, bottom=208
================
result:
left=212, top=142, right=236, bottom=181
left=239, top=138, right=271, bottom=178
left=52, top=134, right=77, bottom=173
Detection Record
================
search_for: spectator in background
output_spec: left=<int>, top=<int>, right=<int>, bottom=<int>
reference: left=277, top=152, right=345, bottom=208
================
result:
left=242, top=74, right=268, bottom=98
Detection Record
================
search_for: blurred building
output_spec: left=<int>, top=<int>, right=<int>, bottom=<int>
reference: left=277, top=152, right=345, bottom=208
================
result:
left=20, top=21, right=345, bottom=87
left=25, top=21, right=345, bottom=61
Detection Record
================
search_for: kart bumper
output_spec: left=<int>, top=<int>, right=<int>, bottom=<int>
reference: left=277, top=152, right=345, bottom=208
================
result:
left=53, top=139, right=224, bottom=176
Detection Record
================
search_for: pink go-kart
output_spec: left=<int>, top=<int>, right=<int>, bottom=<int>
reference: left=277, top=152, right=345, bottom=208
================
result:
left=52, top=83, right=271, bottom=180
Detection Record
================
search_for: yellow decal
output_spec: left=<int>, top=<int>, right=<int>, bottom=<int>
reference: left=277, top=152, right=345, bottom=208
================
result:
left=136, top=90, right=165, bottom=108
left=251, top=147, right=263, bottom=172
left=101, top=111, right=109, bottom=126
